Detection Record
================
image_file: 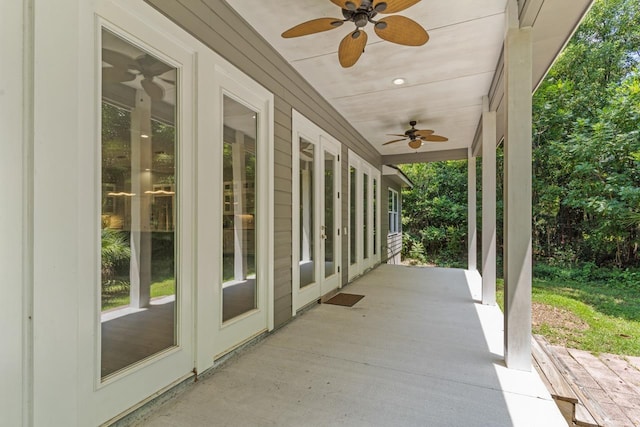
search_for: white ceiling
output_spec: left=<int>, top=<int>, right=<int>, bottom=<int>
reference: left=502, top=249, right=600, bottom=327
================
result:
left=223, top=0, right=592, bottom=159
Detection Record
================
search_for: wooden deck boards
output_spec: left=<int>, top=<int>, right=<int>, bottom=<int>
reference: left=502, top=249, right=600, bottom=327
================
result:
left=537, top=336, right=640, bottom=427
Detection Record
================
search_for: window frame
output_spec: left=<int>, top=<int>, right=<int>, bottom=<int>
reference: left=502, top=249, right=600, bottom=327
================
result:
left=388, top=189, right=400, bottom=235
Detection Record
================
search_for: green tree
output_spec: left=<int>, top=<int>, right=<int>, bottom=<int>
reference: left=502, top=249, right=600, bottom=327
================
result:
left=532, top=0, right=640, bottom=266
left=400, top=161, right=468, bottom=266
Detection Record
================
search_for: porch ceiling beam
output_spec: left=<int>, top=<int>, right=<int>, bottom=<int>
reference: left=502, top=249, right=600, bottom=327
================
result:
left=381, top=148, right=468, bottom=165
left=518, top=0, right=545, bottom=27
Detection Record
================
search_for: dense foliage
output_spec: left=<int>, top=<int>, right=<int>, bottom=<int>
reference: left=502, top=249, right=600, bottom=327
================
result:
left=400, top=161, right=469, bottom=267
left=401, top=0, right=640, bottom=268
left=533, top=0, right=640, bottom=266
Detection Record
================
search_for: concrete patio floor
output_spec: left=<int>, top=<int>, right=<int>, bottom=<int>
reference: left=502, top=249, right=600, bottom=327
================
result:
left=135, top=264, right=566, bottom=426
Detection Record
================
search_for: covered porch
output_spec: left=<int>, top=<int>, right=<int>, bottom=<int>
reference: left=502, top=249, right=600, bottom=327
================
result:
left=136, top=264, right=564, bottom=426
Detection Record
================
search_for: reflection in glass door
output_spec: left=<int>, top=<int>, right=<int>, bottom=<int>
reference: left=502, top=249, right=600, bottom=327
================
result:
left=299, top=140, right=315, bottom=288
left=349, top=166, right=357, bottom=268
left=222, top=95, right=257, bottom=322
left=100, top=28, right=178, bottom=379
left=323, top=151, right=335, bottom=280
left=207, top=61, right=272, bottom=360
left=363, top=173, right=369, bottom=262
left=373, top=178, right=378, bottom=257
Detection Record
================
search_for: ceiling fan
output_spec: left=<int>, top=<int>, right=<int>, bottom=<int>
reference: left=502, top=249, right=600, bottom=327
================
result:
left=281, top=0, right=429, bottom=68
left=383, top=121, right=448, bottom=149
left=102, top=48, right=174, bottom=101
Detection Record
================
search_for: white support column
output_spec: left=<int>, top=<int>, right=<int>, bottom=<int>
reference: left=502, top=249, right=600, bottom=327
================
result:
left=233, top=131, right=248, bottom=280
left=130, top=90, right=152, bottom=308
left=482, top=96, right=497, bottom=306
left=503, top=0, right=533, bottom=371
left=468, top=148, right=477, bottom=271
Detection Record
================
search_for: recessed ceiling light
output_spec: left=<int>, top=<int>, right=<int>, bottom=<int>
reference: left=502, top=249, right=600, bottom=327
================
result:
left=392, top=77, right=406, bottom=86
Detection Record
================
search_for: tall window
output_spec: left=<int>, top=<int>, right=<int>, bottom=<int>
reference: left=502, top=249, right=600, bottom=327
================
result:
left=222, top=95, right=258, bottom=322
left=299, top=139, right=315, bottom=287
left=350, top=166, right=357, bottom=265
left=373, top=178, right=377, bottom=255
left=100, top=29, right=178, bottom=379
left=363, top=173, right=369, bottom=260
left=388, top=189, right=400, bottom=234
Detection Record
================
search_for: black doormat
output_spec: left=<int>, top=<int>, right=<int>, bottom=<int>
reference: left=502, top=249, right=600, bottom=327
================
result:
left=324, top=293, right=365, bottom=307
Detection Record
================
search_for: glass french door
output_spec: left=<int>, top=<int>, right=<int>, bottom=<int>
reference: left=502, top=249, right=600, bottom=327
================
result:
left=319, top=136, right=341, bottom=295
left=348, top=151, right=381, bottom=280
left=74, top=3, right=197, bottom=424
left=205, top=73, right=273, bottom=359
left=292, top=112, right=342, bottom=313
left=68, top=2, right=273, bottom=424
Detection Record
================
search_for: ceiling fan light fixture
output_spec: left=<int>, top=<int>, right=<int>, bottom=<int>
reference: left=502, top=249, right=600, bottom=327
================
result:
left=374, top=2, right=388, bottom=13
left=374, top=21, right=388, bottom=30
left=354, top=13, right=368, bottom=27
left=408, top=140, right=422, bottom=149
left=392, top=77, right=406, bottom=85
left=345, top=1, right=358, bottom=11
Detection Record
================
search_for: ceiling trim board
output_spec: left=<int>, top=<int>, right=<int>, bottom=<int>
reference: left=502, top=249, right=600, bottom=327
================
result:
left=382, top=148, right=469, bottom=165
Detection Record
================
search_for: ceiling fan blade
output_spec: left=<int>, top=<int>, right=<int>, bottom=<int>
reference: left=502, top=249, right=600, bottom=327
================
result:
left=414, top=129, right=434, bottom=137
left=102, top=48, right=135, bottom=70
left=141, top=78, right=165, bottom=102
left=102, top=67, right=136, bottom=83
left=158, top=77, right=175, bottom=85
left=330, top=0, right=361, bottom=10
left=373, top=0, right=421, bottom=14
left=282, top=18, right=344, bottom=38
left=374, top=15, right=429, bottom=46
left=338, top=29, right=368, bottom=68
left=423, top=134, right=448, bottom=142
left=383, top=138, right=407, bottom=145
left=146, top=60, right=174, bottom=77
left=387, top=133, right=408, bottom=137
left=408, top=140, right=423, bottom=149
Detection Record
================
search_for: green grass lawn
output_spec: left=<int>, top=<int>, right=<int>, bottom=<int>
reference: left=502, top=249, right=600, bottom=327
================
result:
left=102, top=278, right=175, bottom=311
left=496, top=265, right=640, bottom=356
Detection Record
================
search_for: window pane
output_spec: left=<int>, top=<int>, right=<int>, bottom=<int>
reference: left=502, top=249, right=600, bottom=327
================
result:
left=222, top=96, right=257, bottom=322
left=350, top=167, right=357, bottom=265
left=324, top=152, right=335, bottom=278
left=363, top=173, right=368, bottom=260
left=299, top=139, right=315, bottom=287
left=389, top=190, right=399, bottom=234
left=100, top=29, right=177, bottom=379
left=373, top=179, right=377, bottom=255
